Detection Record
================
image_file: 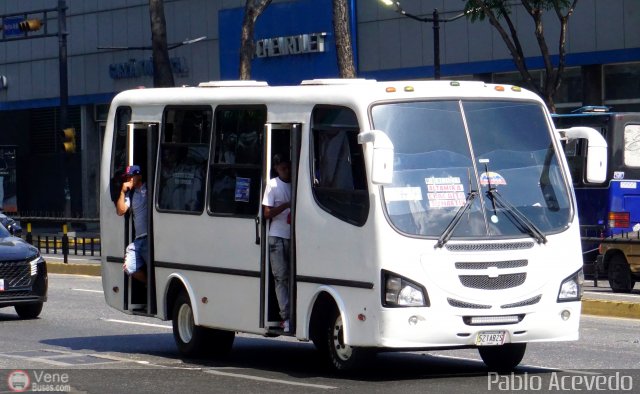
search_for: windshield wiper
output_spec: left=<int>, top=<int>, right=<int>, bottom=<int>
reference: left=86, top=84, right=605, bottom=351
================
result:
left=487, top=189, right=547, bottom=244
left=435, top=190, right=478, bottom=249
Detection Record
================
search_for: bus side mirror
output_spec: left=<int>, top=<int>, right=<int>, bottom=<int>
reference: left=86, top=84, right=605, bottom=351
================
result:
left=559, top=126, right=608, bottom=184
left=358, top=129, right=394, bottom=185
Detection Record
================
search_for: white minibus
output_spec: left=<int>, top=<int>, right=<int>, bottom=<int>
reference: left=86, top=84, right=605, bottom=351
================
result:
left=100, top=79, right=605, bottom=371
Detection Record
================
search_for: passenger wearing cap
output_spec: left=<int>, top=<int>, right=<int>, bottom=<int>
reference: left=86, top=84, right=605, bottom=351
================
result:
left=116, top=165, right=148, bottom=283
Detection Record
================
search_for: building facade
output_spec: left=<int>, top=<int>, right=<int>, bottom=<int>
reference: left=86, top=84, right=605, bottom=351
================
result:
left=0, top=0, right=638, bottom=216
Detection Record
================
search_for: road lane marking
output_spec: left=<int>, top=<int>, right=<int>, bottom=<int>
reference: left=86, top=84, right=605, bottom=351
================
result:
left=102, top=318, right=172, bottom=329
left=203, top=369, right=337, bottom=390
left=72, top=288, right=103, bottom=293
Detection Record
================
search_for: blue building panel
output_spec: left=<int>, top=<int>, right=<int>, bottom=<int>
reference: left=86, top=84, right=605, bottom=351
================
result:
left=219, top=0, right=340, bottom=85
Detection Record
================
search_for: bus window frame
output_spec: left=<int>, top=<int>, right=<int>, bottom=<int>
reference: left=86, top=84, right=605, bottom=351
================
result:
left=155, top=105, right=213, bottom=215
left=309, top=104, right=369, bottom=227
left=207, top=104, right=267, bottom=219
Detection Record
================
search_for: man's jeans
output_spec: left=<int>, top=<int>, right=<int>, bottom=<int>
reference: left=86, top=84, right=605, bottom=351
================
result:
left=269, top=236, right=290, bottom=320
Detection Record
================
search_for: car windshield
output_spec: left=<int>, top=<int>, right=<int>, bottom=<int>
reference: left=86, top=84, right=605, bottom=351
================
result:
left=371, top=100, right=571, bottom=239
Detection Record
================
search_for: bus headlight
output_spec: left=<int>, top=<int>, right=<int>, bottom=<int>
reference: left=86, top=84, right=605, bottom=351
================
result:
left=557, top=269, right=584, bottom=302
left=382, top=270, right=429, bottom=307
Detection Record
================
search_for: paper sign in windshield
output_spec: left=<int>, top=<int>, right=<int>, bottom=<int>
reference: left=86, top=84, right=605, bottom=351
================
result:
left=480, top=172, right=507, bottom=187
left=425, top=176, right=465, bottom=208
left=385, top=187, right=423, bottom=202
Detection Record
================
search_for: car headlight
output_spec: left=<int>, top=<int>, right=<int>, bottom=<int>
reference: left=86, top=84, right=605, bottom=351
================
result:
left=557, top=269, right=584, bottom=302
left=28, top=255, right=43, bottom=276
left=382, top=270, right=429, bottom=307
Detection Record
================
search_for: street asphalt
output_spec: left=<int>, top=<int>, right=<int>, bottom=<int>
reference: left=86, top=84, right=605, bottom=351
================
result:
left=42, top=253, right=640, bottom=320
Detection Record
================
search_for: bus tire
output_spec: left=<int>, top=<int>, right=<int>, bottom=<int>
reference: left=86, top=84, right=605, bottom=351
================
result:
left=608, top=255, right=635, bottom=293
left=14, top=302, right=43, bottom=319
left=478, top=343, right=526, bottom=372
left=172, top=291, right=209, bottom=358
left=208, top=329, right=235, bottom=357
left=324, top=308, right=372, bottom=371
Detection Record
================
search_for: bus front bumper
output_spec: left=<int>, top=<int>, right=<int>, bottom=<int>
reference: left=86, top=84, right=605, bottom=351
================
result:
left=373, top=301, right=580, bottom=349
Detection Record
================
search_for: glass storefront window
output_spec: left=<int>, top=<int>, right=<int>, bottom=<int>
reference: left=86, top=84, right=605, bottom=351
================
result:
left=605, top=63, right=640, bottom=101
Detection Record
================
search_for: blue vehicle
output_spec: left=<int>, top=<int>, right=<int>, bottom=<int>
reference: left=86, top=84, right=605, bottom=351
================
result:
left=553, top=107, right=640, bottom=273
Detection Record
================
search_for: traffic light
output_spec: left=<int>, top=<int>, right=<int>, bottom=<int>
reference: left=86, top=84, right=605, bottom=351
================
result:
left=62, top=128, right=76, bottom=153
left=18, top=19, right=43, bottom=33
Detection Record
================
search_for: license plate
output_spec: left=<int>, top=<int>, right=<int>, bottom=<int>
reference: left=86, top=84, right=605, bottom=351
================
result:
left=0, top=279, right=4, bottom=292
left=476, top=330, right=507, bottom=346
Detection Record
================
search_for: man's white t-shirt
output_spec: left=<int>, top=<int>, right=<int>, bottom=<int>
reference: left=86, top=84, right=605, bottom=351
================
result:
left=262, top=177, right=291, bottom=239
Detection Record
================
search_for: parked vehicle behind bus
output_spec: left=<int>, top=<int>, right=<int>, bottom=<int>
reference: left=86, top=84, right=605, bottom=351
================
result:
left=553, top=107, right=640, bottom=289
left=100, top=79, right=605, bottom=371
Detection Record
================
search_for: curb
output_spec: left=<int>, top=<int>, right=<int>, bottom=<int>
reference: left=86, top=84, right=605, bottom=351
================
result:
left=47, top=262, right=101, bottom=276
left=582, top=298, right=640, bottom=320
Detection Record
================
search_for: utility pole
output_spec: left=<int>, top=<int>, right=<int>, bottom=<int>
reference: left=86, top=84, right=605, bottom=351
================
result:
left=58, top=0, right=68, bottom=140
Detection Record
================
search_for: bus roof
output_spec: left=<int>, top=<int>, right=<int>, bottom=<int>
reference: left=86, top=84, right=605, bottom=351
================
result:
left=110, top=79, right=544, bottom=108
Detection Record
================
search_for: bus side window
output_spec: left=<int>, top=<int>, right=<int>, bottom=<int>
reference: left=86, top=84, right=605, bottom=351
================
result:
left=157, top=107, right=212, bottom=213
left=208, top=106, right=266, bottom=217
left=311, top=105, right=369, bottom=226
left=110, top=106, right=132, bottom=203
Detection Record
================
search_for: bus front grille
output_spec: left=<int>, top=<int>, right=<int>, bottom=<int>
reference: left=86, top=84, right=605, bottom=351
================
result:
left=459, top=273, right=526, bottom=290
left=455, top=260, right=528, bottom=270
left=501, top=295, right=542, bottom=309
left=445, top=242, right=534, bottom=252
left=447, top=298, right=492, bottom=309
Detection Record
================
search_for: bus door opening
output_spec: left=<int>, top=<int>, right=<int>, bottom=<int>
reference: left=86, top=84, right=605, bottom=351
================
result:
left=124, top=123, right=158, bottom=315
left=260, top=124, right=301, bottom=333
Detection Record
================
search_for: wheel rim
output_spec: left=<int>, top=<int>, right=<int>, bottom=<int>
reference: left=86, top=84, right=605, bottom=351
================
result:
left=177, top=303, right=194, bottom=343
left=332, top=314, right=352, bottom=361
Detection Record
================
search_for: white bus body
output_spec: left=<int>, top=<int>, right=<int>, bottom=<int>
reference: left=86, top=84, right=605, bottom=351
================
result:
left=100, top=79, right=585, bottom=371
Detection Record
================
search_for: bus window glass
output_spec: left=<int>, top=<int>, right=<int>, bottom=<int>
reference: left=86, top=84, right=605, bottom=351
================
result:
left=623, top=124, right=640, bottom=167
left=311, top=106, right=368, bottom=226
left=157, top=107, right=211, bottom=213
left=372, top=100, right=571, bottom=239
left=110, top=106, right=131, bottom=202
left=464, top=101, right=571, bottom=234
left=209, top=106, right=266, bottom=216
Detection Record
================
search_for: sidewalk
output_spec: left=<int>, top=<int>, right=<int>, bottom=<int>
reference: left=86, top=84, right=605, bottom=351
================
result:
left=42, top=254, right=640, bottom=319
left=44, top=253, right=101, bottom=276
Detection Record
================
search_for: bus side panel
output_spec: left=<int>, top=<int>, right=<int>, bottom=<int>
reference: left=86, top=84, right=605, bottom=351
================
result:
left=153, top=214, right=262, bottom=332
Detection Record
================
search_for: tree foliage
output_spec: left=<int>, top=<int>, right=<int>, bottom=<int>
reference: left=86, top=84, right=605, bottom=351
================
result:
left=239, top=0, right=272, bottom=80
left=149, top=0, right=174, bottom=87
left=464, top=0, right=579, bottom=112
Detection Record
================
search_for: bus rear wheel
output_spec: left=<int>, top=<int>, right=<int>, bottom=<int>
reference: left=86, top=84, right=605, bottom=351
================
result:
left=608, top=255, right=635, bottom=293
left=172, top=291, right=235, bottom=358
left=324, top=309, right=372, bottom=371
left=478, top=343, right=526, bottom=372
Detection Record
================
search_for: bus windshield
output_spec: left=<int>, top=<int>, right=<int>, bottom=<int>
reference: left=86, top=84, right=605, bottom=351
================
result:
left=371, top=100, right=571, bottom=239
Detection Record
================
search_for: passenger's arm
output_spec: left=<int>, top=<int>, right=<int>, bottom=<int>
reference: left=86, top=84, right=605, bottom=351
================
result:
left=263, top=202, right=290, bottom=220
left=116, top=180, right=132, bottom=216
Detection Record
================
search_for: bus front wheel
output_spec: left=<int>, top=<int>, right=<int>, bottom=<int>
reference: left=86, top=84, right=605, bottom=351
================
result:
left=324, top=309, right=372, bottom=371
left=608, top=255, right=635, bottom=293
left=478, top=343, right=526, bottom=371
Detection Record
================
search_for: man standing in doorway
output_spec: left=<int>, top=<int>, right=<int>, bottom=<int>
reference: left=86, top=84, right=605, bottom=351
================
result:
left=262, top=154, right=292, bottom=332
left=116, top=164, right=148, bottom=284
